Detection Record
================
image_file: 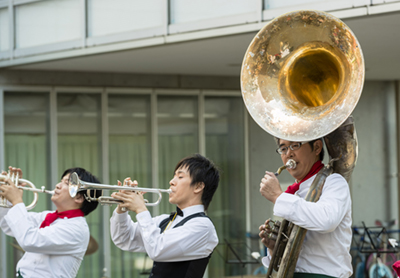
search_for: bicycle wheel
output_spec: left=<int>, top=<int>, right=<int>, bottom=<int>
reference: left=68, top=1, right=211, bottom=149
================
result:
left=369, top=262, right=394, bottom=278
left=366, top=253, right=397, bottom=276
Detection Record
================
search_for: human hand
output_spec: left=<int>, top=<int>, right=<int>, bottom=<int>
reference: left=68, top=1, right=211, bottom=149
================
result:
left=260, top=171, right=283, bottom=203
left=0, top=167, right=24, bottom=206
left=112, top=178, right=147, bottom=214
left=259, top=218, right=279, bottom=250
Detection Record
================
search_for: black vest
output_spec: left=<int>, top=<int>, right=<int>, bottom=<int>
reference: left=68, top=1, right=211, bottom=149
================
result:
left=149, top=212, right=213, bottom=278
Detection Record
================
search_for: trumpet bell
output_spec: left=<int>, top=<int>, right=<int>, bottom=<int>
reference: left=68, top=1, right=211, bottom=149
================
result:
left=69, top=172, right=80, bottom=198
left=241, top=10, right=364, bottom=141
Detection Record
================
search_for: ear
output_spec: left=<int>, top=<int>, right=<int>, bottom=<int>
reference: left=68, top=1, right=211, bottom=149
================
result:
left=74, top=193, right=84, bottom=205
left=313, top=140, right=323, bottom=156
left=194, top=182, right=205, bottom=194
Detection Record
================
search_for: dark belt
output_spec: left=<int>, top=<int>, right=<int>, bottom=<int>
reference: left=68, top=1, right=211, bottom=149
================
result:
left=294, top=273, right=337, bottom=278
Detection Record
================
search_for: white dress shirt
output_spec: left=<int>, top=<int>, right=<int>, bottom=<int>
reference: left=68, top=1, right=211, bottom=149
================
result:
left=262, top=173, right=352, bottom=278
left=0, top=203, right=89, bottom=278
left=110, top=204, right=218, bottom=262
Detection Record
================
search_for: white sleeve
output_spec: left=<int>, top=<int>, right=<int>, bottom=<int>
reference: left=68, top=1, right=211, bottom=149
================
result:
left=110, top=209, right=218, bottom=262
left=110, top=209, right=146, bottom=253
left=273, top=174, right=351, bottom=233
left=4, top=203, right=88, bottom=254
left=0, top=204, right=47, bottom=237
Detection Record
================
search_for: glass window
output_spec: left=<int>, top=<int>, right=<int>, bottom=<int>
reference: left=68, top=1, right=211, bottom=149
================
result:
left=157, top=95, right=199, bottom=214
left=0, top=8, right=9, bottom=51
left=264, top=0, right=326, bottom=9
left=4, top=91, right=50, bottom=276
left=15, top=0, right=81, bottom=49
left=57, top=92, right=103, bottom=278
left=170, top=0, right=259, bottom=24
left=108, top=94, right=152, bottom=278
left=87, top=0, right=164, bottom=37
left=204, top=97, right=246, bottom=277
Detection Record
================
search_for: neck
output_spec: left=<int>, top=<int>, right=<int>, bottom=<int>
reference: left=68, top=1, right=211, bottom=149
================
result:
left=57, top=206, right=81, bottom=213
left=176, top=201, right=202, bottom=210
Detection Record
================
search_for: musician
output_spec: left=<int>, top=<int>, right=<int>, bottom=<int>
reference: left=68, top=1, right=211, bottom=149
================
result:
left=0, top=166, right=102, bottom=278
left=110, top=154, right=219, bottom=278
left=259, top=139, right=352, bottom=278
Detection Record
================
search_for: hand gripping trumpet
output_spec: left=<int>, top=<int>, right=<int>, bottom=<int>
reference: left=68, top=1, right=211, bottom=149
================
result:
left=0, top=172, right=54, bottom=210
left=68, top=172, right=171, bottom=207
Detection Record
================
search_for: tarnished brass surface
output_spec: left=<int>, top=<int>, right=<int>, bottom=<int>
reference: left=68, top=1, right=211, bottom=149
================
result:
left=241, top=10, right=364, bottom=141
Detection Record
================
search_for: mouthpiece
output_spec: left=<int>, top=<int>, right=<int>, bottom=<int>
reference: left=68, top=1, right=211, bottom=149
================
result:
left=286, top=159, right=297, bottom=170
left=275, top=159, right=297, bottom=176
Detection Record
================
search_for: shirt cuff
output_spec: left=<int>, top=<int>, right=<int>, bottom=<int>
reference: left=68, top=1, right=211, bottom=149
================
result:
left=262, top=255, right=271, bottom=267
left=136, top=210, right=152, bottom=225
left=112, top=208, right=130, bottom=220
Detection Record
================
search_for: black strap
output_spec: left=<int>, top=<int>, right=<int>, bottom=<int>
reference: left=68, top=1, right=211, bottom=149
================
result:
left=159, top=212, right=209, bottom=233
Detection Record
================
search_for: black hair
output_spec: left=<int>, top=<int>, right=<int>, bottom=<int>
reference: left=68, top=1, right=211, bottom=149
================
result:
left=61, top=167, right=102, bottom=216
left=174, top=154, right=220, bottom=211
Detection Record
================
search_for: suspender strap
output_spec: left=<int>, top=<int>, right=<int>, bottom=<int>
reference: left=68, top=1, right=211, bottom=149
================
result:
left=159, top=212, right=209, bottom=233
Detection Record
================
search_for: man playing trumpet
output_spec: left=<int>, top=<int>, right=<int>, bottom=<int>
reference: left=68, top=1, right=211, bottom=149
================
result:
left=110, top=154, right=220, bottom=278
left=259, top=139, right=352, bottom=278
left=0, top=166, right=101, bottom=278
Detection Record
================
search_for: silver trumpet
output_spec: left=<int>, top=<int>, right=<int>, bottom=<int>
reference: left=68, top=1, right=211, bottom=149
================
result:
left=68, top=172, right=172, bottom=207
left=0, top=173, right=54, bottom=210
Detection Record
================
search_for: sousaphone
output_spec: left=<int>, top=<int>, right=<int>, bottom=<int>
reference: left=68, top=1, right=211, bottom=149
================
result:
left=241, top=10, right=364, bottom=277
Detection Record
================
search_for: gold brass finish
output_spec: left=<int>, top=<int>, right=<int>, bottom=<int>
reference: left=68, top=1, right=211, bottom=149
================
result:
left=241, top=10, right=364, bottom=141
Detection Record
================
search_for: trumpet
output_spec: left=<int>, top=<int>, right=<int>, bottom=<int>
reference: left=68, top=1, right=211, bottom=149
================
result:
left=68, top=172, right=171, bottom=207
left=0, top=173, right=54, bottom=210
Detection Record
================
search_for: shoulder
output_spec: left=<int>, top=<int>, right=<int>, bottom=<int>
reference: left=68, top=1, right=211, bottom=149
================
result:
left=326, top=173, right=348, bottom=186
left=184, top=213, right=215, bottom=227
left=322, top=173, right=351, bottom=196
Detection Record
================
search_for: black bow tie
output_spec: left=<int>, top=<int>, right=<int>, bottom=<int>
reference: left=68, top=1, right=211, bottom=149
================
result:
left=169, top=207, right=183, bottom=220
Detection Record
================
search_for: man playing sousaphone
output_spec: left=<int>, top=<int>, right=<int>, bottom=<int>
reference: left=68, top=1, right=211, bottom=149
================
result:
left=259, top=138, right=352, bottom=278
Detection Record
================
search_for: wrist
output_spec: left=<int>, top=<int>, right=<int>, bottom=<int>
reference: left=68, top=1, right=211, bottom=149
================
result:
left=11, top=199, right=23, bottom=206
left=135, top=206, right=148, bottom=214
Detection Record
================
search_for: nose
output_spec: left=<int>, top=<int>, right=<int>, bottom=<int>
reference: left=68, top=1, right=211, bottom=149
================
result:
left=169, top=178, right=176, bottom=187
left=286, top=147, right=295, bottom=158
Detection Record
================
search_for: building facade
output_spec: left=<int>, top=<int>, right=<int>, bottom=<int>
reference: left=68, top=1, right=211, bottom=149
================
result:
left=0, top=0, right=399, bottom=277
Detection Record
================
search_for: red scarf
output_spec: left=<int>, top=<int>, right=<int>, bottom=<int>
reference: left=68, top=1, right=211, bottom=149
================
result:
left=285, top=161, right=324, bottom=195
left=39, top=209, right=84, bottom=229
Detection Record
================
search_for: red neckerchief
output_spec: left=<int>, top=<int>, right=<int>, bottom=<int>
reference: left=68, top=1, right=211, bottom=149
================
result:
left=39, top=209, right=84, bottom=229
left=285, top=160, right=324, bottom=195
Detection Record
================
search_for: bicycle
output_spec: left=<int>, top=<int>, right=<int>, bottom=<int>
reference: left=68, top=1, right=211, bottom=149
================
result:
left=353, top=221, right=399, bottom=278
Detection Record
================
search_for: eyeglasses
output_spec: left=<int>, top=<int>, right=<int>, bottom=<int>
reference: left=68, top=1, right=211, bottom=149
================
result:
left=276, top=142, right=309, bottom=155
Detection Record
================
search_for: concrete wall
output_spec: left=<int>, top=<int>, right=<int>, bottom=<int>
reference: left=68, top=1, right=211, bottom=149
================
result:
left=0, top=69, right=240, bottom=90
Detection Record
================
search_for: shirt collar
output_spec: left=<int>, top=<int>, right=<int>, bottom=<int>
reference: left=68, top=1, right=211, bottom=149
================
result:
left=180, top=204, right=204, bottom=218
